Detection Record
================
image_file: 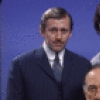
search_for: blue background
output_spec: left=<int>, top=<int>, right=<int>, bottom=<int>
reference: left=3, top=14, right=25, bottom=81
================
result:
left=1, top=0, right=100, bottom=100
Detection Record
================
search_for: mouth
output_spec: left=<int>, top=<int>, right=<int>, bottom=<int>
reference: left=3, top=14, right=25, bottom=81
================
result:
left=53, top=43, right=63, bottom=47
left=51, top=41, right=64, bottom=47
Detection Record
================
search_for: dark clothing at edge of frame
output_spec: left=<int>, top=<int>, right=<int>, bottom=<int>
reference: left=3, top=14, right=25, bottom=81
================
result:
left=6, top=47, right=91, bottom=100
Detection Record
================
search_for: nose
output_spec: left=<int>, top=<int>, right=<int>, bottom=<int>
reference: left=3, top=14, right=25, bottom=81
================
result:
left=95, top=90, right=100, bottom=100
left=56, top=31, right=62, bottom=39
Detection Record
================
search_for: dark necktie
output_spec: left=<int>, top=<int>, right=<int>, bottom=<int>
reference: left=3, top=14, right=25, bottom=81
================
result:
left=53, top=53, right=62, bottom=82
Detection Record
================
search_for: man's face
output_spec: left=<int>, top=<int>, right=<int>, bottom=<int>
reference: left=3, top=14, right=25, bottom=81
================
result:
left=84, top=68, right=100, bottom=100
left=40, top=16, right=72, bottom=52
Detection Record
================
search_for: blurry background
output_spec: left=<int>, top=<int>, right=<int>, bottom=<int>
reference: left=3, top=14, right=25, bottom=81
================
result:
left=1, top=0, right=100, bottom=100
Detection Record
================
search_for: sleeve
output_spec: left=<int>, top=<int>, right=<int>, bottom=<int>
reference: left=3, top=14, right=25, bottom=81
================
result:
left=91, top=52, right=100, bottom=65
left=6, top=57, right=25, bottom=100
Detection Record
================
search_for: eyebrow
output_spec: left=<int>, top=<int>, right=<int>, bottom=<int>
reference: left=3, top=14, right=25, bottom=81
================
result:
left=88, top=85, right=97, bottom=90
left=49, top=27, right=68, bottom=30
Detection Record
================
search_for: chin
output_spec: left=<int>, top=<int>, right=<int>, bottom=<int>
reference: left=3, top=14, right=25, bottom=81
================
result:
left=50, top=45, right=64, bottom=52
left=53, top=48, right=63, bottom=52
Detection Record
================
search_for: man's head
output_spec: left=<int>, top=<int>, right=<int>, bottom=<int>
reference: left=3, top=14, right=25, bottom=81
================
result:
left=94, top=3, right=100, bottom=34
left=40, top=7, right=73, bottom=52
left=83, top=64, right=100, bottom=100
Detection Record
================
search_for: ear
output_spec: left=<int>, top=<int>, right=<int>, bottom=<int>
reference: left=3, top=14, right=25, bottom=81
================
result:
left=69, top=32, right=72, bottom=38
left=40, top=26, right=45, bottom=38
left=84, top=91, right=89, bottom=100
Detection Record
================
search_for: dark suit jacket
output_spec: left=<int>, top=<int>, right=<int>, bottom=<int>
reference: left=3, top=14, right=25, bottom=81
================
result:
left=6, top=47, right=91, bottom=100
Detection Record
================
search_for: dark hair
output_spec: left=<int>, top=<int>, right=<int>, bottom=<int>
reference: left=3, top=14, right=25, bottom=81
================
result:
left=0, top=0, right=2, bottom=4
left=40, top=7, right=73, bottom=31
left=94, top=3, right=100, bottom=34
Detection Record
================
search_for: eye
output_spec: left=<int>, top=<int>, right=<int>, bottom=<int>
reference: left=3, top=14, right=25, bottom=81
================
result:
left=61, top=28, right=69, bottom=33
left=48, top=27, right=58, bottom=33
left=88, top=85, right=97, bottom=92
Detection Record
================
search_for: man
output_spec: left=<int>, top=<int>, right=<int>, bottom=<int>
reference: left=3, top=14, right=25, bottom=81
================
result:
left=6, top=7, right=91, bottom=100
left=83, top=64, right=100, bottom=100
left=94, top=3, right=100, bottom=34
left=91, top=53, right=100, bottom=65
left=91, top=3, right=100, bottom=65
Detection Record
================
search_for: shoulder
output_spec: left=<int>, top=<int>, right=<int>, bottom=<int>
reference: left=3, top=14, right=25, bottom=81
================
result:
left=65, top=49, right=92, bottom=73
left=91, top=52, right=100, bottom=65
left=66, top=49, right=88, bottom=60
left=13, top=47, right=43, bottom=65
left=66, top=49, right=91, bottom=64
left=10, top=47, right=44, bottom=72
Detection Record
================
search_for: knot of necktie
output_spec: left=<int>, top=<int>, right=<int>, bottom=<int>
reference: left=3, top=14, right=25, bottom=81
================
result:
left=55, top=52, right=59, bottom=63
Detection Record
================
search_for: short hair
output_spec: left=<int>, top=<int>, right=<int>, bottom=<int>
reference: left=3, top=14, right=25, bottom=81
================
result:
left=94, top=3, right=100, bottom=34
left=83, top=64, right=100, bottom=91
left=40, top=7, right=73, bottom=31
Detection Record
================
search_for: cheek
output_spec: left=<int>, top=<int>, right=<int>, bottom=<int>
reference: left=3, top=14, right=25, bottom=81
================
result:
left=62, top=35, right=70, bottom=42
left=86, top=92, right=94, bottom=100
left=48, top=34, right=55, bottom=41
left=45, top=34, right=54, bottom=43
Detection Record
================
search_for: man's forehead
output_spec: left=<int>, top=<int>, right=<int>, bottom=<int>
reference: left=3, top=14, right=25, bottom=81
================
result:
left=88, top=71, right=95, bottom=76
left=86, top=68, right=100, bottom=84
left=47, top=17, right=69, bottom=22
left=46, top=17, right=69, bottom=27
left=87, top=68, right=100, bottom=76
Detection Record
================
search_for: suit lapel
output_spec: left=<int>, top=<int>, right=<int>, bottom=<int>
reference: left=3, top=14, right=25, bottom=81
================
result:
left=62, top=49, right=74, bottom=84
left=35, top=47, right=75, bottom=83
left=35, top=47, right=56, bottom=81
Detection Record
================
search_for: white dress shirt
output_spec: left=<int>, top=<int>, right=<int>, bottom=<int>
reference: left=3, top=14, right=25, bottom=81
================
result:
left=91, top=52, right=100, bottom=65
left=42, top=41, right=65, bottom=68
